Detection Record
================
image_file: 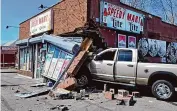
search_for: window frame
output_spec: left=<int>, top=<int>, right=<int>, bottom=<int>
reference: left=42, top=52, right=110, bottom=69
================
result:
left=96, top=49, right=117, bottom=61
left=19, top=47, right=32, bottom=71
left=117, top=50, right=133, bottom=62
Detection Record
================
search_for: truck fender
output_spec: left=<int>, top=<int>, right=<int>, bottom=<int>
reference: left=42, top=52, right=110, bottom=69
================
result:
left=148, top=71, right=177, bottom=86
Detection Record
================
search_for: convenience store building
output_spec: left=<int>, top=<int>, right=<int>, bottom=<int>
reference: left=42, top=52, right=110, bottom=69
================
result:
left=17, top=0, right=177, bottom=79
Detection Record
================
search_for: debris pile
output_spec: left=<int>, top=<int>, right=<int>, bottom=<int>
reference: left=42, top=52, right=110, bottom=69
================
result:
left=49, top=88, right=74, bottom=100
left=56, top=77, right=77, bottom=90
left=48, top=82, right=140, bottom=107
left=14, top=89, right=50, bottom=98
left=50, top=105, right=69, bottom=111
left=102, top=86, right=140, bottom=106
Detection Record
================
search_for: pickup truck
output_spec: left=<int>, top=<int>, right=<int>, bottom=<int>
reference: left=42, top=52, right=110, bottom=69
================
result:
left=76, top=48, right=177, bottom=100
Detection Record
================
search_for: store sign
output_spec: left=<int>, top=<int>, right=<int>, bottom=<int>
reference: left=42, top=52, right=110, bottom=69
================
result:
left=30, top=10, right=52, bottom=36
left=118, top=34, right=126, bottom=48
left=101, top=2, right=144, bottom=34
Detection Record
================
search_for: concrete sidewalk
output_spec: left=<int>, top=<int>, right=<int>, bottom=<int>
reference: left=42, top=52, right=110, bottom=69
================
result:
left=0, top=68, right=17, bottom=73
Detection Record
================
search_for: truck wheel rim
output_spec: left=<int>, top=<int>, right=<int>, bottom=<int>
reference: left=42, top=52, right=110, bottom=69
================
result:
left=77, top=75, right=88, bottom=87
left=155, top=83, right=172, bottom=99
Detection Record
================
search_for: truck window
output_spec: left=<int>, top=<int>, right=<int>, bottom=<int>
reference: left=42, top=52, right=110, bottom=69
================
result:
left=118, top=50, right=132, bottom=62
left=99, top=50, right=116, bottom=61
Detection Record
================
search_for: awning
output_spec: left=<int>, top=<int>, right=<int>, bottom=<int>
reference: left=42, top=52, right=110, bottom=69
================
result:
left=16, top=34, right=82, bottom=54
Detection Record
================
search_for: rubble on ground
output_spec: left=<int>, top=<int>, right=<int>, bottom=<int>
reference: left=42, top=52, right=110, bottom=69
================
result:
left=30, top=83, right=46, bottom=87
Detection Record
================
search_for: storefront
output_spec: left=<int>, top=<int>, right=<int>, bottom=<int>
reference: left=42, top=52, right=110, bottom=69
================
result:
left=17, top=9, right=52, bottom=78
left=16, top=34, right=81, bottom=80
left=17, top=0, right=177, bottom=78
left=17, top=7, right=82, bottom=79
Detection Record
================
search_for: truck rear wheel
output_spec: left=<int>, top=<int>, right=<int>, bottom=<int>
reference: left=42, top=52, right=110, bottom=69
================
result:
left=152, top=80, right=175, bottom=100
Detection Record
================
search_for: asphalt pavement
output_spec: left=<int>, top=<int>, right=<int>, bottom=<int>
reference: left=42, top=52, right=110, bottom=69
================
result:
left=1, top=69, right=177, bottom=111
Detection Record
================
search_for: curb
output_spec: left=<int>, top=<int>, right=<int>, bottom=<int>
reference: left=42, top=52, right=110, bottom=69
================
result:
left=0, top=71, right=17, bottom=73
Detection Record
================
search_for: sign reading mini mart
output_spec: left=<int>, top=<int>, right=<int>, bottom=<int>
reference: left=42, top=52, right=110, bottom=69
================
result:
left=30, top=10, right=53, bottom=36
left=100, top=2, right=144, bottom=34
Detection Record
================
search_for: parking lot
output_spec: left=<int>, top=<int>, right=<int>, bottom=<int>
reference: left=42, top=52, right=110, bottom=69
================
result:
left=1, top=71, right=177, bottom=111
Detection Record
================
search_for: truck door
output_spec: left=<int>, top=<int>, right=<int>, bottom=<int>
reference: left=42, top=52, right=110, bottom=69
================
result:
left=115, top=49, right=136, bottom=84
left=89, top=49, right=117, bottom=81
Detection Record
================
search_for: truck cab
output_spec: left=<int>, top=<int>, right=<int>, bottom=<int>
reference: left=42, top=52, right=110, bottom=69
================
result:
left=89, top=48, right=138, bottom=85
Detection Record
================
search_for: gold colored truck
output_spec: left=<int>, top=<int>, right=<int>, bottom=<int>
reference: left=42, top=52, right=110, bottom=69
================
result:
left=81, top=48, right=177, bottom=100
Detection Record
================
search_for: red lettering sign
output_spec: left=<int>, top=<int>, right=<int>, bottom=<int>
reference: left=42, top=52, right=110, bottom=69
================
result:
left=102, top=2, right=144, bottom=33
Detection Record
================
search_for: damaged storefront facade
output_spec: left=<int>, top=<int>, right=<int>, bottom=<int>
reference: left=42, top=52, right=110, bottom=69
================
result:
left=17, top=0, right=177, bottom=79
left=17, top=3, right=84, bottom=80
left=16, top=34, right=81, bottom=82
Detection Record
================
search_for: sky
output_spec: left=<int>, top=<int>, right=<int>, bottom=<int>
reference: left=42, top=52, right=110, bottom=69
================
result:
left=1, top=0, right=60, bottom=45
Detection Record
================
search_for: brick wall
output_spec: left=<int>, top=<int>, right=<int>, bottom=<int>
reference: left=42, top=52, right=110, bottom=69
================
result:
left=100, top=28, right=117, bottom=47
left=146, top=16, right=177, bottom=42
left=19, top=20, right=30, bottom=40
left=159, top=22, right=177, bottom=42
left=53, top=0, right=87, bottom=35
left=19, top=0, right=87, bottom=40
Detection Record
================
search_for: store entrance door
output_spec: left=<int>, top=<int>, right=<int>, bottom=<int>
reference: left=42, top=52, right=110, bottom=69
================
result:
left=34, top=43, right=47, bottom=80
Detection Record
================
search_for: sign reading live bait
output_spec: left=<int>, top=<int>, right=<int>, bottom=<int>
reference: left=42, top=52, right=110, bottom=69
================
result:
left=101, top=2, right=144, bottom=34
left=30, top=10, right=53, bottom=36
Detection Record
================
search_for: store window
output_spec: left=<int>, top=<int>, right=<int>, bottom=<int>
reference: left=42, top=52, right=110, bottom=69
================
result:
left=19, top=47, right=32, bottom=71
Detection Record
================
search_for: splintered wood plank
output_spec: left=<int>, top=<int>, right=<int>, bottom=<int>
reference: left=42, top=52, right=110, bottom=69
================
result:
left=66, top=38, right=92, bottom=76
left=67, top=50, right=87, bottom=76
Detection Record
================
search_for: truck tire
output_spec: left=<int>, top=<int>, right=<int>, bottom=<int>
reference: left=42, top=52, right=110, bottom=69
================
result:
left=152, top=80, right=175, bottom=100
left=76, top=74, right=89, bottom=87
left=76, top=67, right=91, bottom=87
